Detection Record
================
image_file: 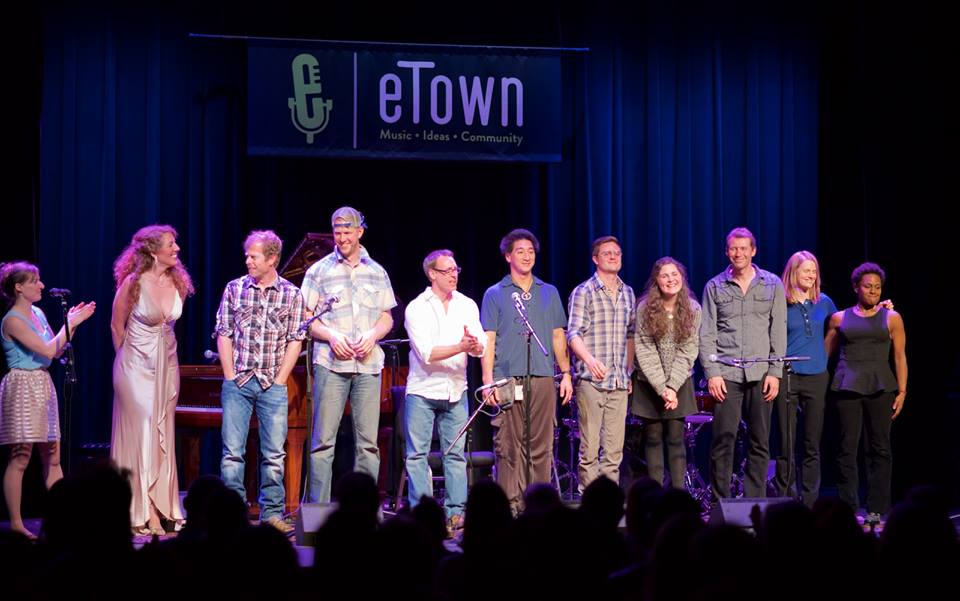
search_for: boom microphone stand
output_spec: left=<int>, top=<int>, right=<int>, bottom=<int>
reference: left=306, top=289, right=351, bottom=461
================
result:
left=511, top=293, right=548, bottom=489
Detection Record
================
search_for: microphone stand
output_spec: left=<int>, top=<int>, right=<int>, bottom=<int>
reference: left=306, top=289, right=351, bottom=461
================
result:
left=724, top=354, right=810, bottom=501
left=298, top=296, right=338, bottom=335
left=56, top=294, right=77, bottom=474
left=300, top=296, right=339, bottom=503
left=513, top=297, right=548, bottom=490
left=378, top=337, right=408, bottom=504
left=445, top=381, right=513, bottom=455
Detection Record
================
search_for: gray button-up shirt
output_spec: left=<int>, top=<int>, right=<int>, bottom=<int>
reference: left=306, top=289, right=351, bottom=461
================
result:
left=699, top=266, right=787, bottom=382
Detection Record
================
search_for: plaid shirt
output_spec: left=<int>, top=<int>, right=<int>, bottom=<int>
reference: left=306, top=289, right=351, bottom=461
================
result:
left=566, top=273, right=636, bottom=391
left=215, top=274, right=305, bottom=388
left=301, top=246, right=397, bottom=374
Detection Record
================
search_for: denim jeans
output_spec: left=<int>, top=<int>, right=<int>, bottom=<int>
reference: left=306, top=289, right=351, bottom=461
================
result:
left=220, top=377, right=288, bottom=521
left=403, top=392, right=468, bottom=518
left=306, top=364, right=381, bottom=503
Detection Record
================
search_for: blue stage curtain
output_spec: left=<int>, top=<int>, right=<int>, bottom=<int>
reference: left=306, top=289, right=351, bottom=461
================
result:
left=38, top=5, right=818, bottom=453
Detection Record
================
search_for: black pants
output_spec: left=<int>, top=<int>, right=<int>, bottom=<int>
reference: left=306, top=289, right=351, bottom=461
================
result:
left=835, top=390, right=894, bottom=515
left=773, top=371, right=828, bottom=507
left=643, top=418, right=686, bottom=488
left=710, top=379, right=773, bottom=499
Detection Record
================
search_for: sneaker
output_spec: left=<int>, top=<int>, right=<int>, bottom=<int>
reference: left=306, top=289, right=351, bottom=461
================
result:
left=864, top=512, right=882, bottom=526
left=264, top=515, right=295, bottom=535
left=446, top=514, right=464, bottom=538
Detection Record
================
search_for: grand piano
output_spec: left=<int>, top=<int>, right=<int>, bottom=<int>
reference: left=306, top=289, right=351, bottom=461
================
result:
left=176, top=233, right=407, bottom=514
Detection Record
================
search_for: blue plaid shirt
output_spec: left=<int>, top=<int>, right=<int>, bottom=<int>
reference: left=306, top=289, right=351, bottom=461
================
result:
left=301, top=246, right=397, bottom=374
left=567, top=273, right=636, bottom=391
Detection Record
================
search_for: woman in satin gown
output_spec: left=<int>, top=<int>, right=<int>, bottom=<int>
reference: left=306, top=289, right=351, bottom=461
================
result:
left=110, top=225, right=194, bottom=535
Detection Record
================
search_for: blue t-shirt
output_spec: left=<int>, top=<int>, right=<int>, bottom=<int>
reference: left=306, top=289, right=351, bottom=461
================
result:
left=785, top=293, right=837, bottom=375
left=481, top=275, right=567, bottom=379
left=1, top=306, right=54, bottom=370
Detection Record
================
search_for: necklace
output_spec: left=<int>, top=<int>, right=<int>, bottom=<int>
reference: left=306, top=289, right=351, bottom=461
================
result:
left=146, top=270, right=172, bottom=287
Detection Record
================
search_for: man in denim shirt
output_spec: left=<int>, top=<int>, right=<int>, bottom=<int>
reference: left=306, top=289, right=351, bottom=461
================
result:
left=700, top=227, right=786, bottom=500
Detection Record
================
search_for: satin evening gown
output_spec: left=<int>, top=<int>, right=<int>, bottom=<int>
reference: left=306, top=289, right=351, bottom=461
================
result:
left=110, top=278, right=184, bottom=528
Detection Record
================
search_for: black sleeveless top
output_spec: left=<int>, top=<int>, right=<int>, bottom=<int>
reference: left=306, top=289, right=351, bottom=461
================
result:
left=831, top=307, right=897, bottom=395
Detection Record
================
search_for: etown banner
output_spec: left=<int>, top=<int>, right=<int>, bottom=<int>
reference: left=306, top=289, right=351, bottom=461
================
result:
left=247, top=43, right=562, bottom=162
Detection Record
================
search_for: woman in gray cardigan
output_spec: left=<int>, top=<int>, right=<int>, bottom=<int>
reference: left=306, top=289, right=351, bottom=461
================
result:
left=631, top=257, right=701, bottom=488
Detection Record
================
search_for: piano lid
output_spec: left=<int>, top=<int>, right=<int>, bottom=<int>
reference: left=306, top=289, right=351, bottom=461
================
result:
left=280, top=233, right=335, bottom=287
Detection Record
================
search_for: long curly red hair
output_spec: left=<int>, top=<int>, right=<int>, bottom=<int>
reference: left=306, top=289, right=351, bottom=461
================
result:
left=113, top=225, right=194, bottom=302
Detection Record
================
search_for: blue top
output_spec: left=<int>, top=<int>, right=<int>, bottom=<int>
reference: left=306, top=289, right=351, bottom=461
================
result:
left=785, top=293, right=837, bottom=375
left=481, top=274, right=567, bottom=379
left=1, top=306, right=54, bottom=370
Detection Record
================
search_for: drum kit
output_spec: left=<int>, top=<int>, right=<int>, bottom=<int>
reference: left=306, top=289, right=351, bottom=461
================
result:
left=552, top=389, right=749, bottom=513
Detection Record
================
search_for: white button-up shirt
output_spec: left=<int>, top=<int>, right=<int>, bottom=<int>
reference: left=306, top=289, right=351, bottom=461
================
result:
left=404, top=288, right=486, bottom=401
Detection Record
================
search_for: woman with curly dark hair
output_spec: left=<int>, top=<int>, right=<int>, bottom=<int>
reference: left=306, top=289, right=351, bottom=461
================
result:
left=631, top=257, right=701, bottom=488
left=110, top=225, right=194, bottom=535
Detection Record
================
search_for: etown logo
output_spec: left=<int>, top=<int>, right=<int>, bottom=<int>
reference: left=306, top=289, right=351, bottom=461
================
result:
left=288, top=53, right=333, bottom=143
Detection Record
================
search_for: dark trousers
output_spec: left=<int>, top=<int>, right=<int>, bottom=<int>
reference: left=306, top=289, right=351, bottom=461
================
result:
left=643, top=419, right=686, bottom=488
left=773, top=371, right=828, bottom=507
left=492, top=376, right=557, bottom=511
left=710, top=379, right=773, bottom=499
left=835, top=390, right=894, bottom=515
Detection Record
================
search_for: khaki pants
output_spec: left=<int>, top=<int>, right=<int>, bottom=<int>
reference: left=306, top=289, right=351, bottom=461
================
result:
left=492, top=376, right=557, bottom=511
left=576, top=381, right=628, bottom=492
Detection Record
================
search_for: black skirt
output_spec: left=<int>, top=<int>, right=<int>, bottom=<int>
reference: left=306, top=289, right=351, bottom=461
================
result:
left=630, top=374, right=696, bottom=420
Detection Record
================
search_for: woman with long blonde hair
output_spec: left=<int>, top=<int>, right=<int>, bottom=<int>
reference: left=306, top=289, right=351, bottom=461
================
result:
left=773, top=251, right=836, bottom=507
left=110, top=225, right=194, bottom=535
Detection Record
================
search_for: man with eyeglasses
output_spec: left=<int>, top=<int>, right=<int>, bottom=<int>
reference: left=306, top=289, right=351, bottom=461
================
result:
left=480, top=228, right=573, bottom=514
left=301, top=206, right=397, bottom=503
left=403, top=250, right=485, bottom=533
left=567, top=236, right=636, bottom=491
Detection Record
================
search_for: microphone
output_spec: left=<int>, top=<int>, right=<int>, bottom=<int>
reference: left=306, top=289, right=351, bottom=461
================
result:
left=511, top=291, right=527, bottom=312
left=298, top=295, right=340, bottom=333
left=477, top=378, right=512, bottom=392
left=288, top=53, right=333, bottom=144
left=49, top=288, right=71, bottom=298
left=708, top=353, right=741, bottom=367
left=204, top=349, right=220, bottom=361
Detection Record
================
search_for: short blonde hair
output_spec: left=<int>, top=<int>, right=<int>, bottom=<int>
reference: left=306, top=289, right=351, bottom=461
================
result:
left=244, top=230, right=283, bottom=263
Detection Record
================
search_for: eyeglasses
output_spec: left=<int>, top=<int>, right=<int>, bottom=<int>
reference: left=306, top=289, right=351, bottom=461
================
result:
left=433, top=266, right=462, bottom=276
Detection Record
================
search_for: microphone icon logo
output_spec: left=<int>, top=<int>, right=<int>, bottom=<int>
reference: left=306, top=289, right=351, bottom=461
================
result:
left=288, top=53, right=333, bottom=144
